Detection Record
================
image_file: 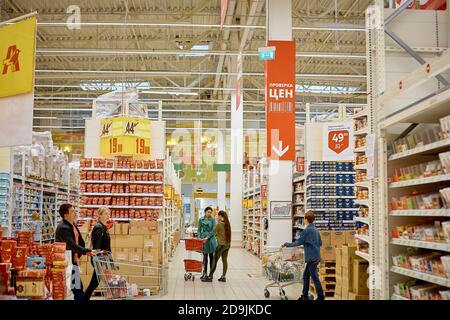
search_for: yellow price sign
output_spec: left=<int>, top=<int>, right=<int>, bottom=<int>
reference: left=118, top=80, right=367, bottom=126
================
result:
left=0, top=17, right=37, bottom=98
left=100, top=116, right=151, bottom=157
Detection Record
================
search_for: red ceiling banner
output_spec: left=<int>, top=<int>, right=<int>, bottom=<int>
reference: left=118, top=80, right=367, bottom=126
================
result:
left=220, top=0, right=228, bottom=28
left=265, top=40, right=296, bottom=161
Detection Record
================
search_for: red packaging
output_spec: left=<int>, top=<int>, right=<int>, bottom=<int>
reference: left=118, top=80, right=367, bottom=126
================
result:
left=157, top=159, right=164, bottom=169
left=12, top=246, right=29, bottom=269
left=149, top=160, right=156, bottom=169
left=1, top=240, right=17, bottom=263
left=53, top=242, right=66, bottom=254
left=148, top=173, right=155, bottom=181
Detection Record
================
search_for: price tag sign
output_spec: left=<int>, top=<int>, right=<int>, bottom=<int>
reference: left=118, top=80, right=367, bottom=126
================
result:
left=323, top=122, right=354, bottom=161
left=100, top=116, right=151, bottom=157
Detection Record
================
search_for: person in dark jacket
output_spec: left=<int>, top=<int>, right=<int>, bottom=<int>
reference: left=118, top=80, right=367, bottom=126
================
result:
left=84, top=207, right=112, bottom=300
left=282, top=211, right=324, bottom=300
left=55, top=203, right=97, bottom=301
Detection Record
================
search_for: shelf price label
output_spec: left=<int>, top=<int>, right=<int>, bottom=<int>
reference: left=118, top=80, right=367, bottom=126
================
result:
left=100, top=116, right=151, bottom=157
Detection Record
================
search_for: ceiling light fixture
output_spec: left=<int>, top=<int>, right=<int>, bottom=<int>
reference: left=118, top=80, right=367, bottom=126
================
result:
left=141, top=90, right=198, bottom=96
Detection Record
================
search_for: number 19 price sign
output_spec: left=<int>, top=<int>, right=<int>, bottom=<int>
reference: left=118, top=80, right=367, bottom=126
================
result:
left=323, top=122, right=354, bottom=161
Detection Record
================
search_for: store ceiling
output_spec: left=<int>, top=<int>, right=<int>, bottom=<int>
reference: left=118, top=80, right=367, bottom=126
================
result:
left=1, top=0, right=370, bottom=149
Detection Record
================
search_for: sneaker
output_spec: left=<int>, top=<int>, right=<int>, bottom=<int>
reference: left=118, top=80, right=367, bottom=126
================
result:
left=218, top=276, right=226, bottom=282
left=201, top=276, right=212, bottom=282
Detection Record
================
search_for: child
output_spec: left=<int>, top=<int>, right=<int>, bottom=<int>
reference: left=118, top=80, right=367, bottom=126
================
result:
left=282, top=211, right=324, bottom=300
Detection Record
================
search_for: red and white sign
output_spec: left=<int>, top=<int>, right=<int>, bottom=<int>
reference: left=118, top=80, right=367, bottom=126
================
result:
left=221, top=0, right=228, bottom=28
left=322, top=122, right=354, bottom=161
left=296, top=157, right=305, bottom=173
left=265, top=40, right=296, bottom=161
left=395, top=0, right=447, bottom=10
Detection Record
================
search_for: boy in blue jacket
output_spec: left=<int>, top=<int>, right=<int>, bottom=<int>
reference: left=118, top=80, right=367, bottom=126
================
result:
left=282, top=211, right=325, bottom=300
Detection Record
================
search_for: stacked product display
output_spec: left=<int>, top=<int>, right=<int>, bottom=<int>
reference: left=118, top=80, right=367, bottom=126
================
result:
left=0, top=232, right=72, bottom=300
left=242, top=162, right=268, bottom=258
left=1, top=132, right=80, bottom=242
left=292, top=175, right=305, bottom=241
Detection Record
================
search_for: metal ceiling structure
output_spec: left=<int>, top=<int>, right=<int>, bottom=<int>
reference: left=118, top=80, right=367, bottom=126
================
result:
left=0, top=0, right=370, bottom=150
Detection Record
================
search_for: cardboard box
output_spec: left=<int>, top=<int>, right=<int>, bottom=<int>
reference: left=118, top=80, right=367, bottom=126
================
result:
left=348, top=292, right=369, bottom=300
left=353, top=259, right=369, bottom=295
left=341, top=245, right=357, bottom=269
left=143, top=266, right=160, bottom=277
left=320, top=245, right=336, bottom=261
left=115, top=235, right=144, bottom=248
left=320, top=231, right=332, bottom=246
left=334, top=284, right=342, bottom=298
left=342, top=268, right=353, bottom=288
left=117, top=264, right=144, bottom=276
left=129, top=220, right=160, bottom=235
left=114, top=248, right=129, bottom=261
left=128, top=248, right=143, bottom=262
left=143, top=247, right=162, bottom=263
left=331, top=231, right=346, bottom=248
left=345, top=230, right=357, bottom=245
left=341, top=290, right=349, bottom=300
left=15, top=278, right=45, bottom=298
left=143, top=234, right=161, bottom=248
left=110, top=235, right=116, bottom=248
left=128, top=275, right=160, bottom=288
left=334, top=293, right=342, bottom=300
left=335, top=247, right=342, bottom=268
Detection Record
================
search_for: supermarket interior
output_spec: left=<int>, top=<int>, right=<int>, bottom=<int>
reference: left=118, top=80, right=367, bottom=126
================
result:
left=0, top=0, right=450, bottom=303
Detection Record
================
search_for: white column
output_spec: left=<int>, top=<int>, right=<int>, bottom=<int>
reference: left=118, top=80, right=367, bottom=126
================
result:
left=266, top=0, right=293, bottom=248
left=217, top=92, right=227, bottom=210
left=230, top=55, right=243, bottom=247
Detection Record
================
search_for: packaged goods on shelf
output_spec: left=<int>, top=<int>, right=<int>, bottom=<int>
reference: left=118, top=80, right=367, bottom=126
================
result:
left=294, top=180, right=304, bottom=191
left=392, top=250, right=448, bottom=278
left=355, top=136, right=366, bottom=149
left=356, top=171, right=366, bottom=183
left=391, top=192, right=443, bottom=211
left=440, top=188, right=450, bottom=206
left=355, top=118, right=367, bottom=131
left=391, top=122, right=445, bottom=155
left=358, top=207, right=369, bottom=218
left=391, top=158, right=446, bottom=182
left=391, top=221, right=449, bottom=243
left=355, top=154, right=367, bottom=165
left=356, top=189, right=369, bottom=200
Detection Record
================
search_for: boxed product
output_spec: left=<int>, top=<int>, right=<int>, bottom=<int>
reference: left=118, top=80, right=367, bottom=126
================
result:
left=142, top=247, right=162, bottom=263
left=143, top=234, right=161, bottom=249
left=1, top=240, right=17, bottom=263
left=114, top=235, right=144, bottom=248
left=335, top=247, right=342, bottom=269
left=331, top=231, right=346, bottom=248
left=320, top=245, right=336, bottom=261
left=348, top=292, right=369, bottom=300
left=320, top=231, right=332, bottom=246
left=129, top=220, right=160, bottom=235
left=12, top=246, right=29, bottom=270
left=114, top=248, right=129, bottom=261
left=15, top=277, right=45, bottom=299
left=128, top=248, right=143, bottom=262
left=352, top=259, right=369, bottom=295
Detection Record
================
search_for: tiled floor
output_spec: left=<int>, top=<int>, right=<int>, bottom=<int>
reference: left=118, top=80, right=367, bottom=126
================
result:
left=153, top=243, right=304, bottom=300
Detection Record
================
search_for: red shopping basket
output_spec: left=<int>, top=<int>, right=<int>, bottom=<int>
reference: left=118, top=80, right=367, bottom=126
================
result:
left=184, top=238, right=204, bottom=251
left=184, top=259, right=203, bottom=273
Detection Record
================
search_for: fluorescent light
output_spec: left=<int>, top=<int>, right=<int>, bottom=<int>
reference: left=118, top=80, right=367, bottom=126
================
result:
left=141, top=90, right=198, bottom=96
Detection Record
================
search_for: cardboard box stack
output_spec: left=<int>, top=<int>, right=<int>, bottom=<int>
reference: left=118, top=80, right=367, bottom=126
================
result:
left=80, top=220, right=163, bottom=295
left=334, top=244, right=369, bottom=300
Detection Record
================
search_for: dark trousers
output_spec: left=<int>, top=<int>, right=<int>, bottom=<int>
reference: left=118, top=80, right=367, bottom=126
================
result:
left=84, top=269, right=99, bottom=301
left=209, top=245, right=230, bottom=277
left=203, top=252, right=214, bottom=275
left=302, top=260, right=324, bottom=298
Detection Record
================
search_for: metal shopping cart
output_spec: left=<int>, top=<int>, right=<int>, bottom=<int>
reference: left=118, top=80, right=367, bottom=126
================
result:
left=262, top=246, right=305, bottom=300
left=183, top=238, right=204, bottom=281
left=92, top=251, right=168, bottom=300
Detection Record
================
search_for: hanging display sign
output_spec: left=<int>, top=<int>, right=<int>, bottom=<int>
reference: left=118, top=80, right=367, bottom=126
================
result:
left=322, top=122, right=354, bottom=161
left=390, top=0, right=447, bottom=10
left=270, top=201, right=292, bottom=219
left=265, top=40, right=296, bottom=161
left=100, top=116, right=151, bottom=157
left=0, top=17, right=36, bottom=98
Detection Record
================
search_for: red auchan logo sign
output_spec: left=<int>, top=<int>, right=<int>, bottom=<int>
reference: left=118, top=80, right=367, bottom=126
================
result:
left=2, top=45, right=21, bottom=75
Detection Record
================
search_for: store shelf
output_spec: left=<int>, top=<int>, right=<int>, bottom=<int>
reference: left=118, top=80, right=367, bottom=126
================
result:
left=354, top=146, right=366, bottom=153
left=80, top=205, right=162, bottom=209
left=307, top=183, right=355, bottom=187
left=391, top=238, right=450, bottom=252
left=390, top=266, right=450, bottom=287
left=354, top=234, right=370, bottom=243
left=391, top=294, right=410, bottom=301
left=355, top=181, right=370, bottom=188
left=292, top=202, right=304, bottom=206
left=353, top=108, right=368, bottom=119
left=307, top=196, right=355, bottom=199
left=308, top=171, right=355, bottom=175
left=293, top=175, right=305, bottom=183
left=354, top=127, right=368, bottom=136
left=78, top=217, right=144, bottom=221
left=355, top=251, right=370, bottom=262
left=80, top=180, right=164, bottom=184
left=390, top=209, right=450, bottom=217
left=389, top=174, right=450, bottom=189
left=354, top=199, right=369, bottom=206
left=81, top=193, right=164, bottom=197
left=354, top=216, right=369, bottom=225
left=388, top=138, right=450, bottom=161
left=306, top=208, right=359, bottom=211
left=293, top=214, right=305, bottom=218
left=82, top=167, right=163, bottom=172
left=293, top=190, right=305, bottom=194
left=355, top=164, right=368, bottom=170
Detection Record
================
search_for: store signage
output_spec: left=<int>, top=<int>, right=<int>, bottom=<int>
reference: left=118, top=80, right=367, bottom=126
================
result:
left=220, top=0, right=228, bottom=28
left=258, top=46, right=276, bottom=61
left=265, top=40, right=296, bottom=161
left=270, top=201, right=291, bottom=219
left=0, top=17, right=36, bottom=98
left=392, top=0, right=447, bottom=10
left=296, top=157, right=305, bottom=173
left=100, top=116, right=151, bottom=157
left=323, top=122, right=354, bottom=161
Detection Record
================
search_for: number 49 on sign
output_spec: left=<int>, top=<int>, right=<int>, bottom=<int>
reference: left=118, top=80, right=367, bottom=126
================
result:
left=328, top=130, right=349, bottom=154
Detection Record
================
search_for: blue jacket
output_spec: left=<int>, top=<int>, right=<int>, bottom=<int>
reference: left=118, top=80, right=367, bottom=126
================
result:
left=285, top=224, right=322, bottom=262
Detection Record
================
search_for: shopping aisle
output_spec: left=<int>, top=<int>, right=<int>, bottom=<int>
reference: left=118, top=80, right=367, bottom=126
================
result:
left=155, top=243, right=303, bottom=300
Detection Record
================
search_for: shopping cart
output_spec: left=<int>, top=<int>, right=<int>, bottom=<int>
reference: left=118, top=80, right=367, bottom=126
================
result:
left=92, top=251, right=168, bottom=300
left=262, top=246, right=305, bottom=300
left=182, top=238, right=204, bottom=281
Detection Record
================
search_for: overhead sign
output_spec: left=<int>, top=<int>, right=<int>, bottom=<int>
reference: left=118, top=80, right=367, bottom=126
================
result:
left=265, top=40, right=296, bottom=161
left=100, top=116, right=151, bottom=157
left=258, top=46, right=276, bottom=61
left=322, top=122, right=354, bottom=161
left=0, top=17, right=36, bottom=98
